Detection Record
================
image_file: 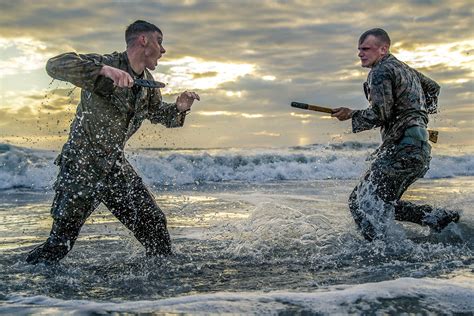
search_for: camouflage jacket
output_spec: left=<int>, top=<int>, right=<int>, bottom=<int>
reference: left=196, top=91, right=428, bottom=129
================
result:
left=46, top=51, right=186, bottom=185
left=352, top=54, right=440, bottom=145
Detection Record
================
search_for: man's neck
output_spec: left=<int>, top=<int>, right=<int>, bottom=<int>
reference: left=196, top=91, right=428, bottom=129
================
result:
left=126, top=48, right=145, bottom=76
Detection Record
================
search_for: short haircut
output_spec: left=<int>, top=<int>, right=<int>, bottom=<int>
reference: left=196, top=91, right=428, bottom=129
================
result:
left=359, top=28, right=391, bottom=46
left=125, top=20, right=162, bottom=47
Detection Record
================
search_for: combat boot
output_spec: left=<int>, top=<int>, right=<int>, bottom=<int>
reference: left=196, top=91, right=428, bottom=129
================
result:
left=26, top=240, right=69, bottom=264
left=422, top=209, right=460, bottom=232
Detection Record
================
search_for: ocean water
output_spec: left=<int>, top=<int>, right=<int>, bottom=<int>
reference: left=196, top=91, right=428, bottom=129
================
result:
left=0, top=143, right=473, bottom=315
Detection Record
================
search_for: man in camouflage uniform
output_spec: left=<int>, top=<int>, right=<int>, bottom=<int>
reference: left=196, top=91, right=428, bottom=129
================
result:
left=27, top=20, right=200, bottom=264
left=332, top=28, right=460, bottom=241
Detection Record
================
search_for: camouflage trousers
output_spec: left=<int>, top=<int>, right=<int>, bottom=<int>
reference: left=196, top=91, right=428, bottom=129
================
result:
left=26, top=161, right=171, bottom=264
left=349, top=140, right=432, bottom=241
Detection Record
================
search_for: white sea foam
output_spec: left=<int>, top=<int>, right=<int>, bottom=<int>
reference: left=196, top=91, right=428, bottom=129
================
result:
left=214, top=202, right=336, bottom=260
left=1, top=143, right=473, bottom=190
left=4, top=276, right=473, bottom=314
left=0, top=144, right=57, bottom=190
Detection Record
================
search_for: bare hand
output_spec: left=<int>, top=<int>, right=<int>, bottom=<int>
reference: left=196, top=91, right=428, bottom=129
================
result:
left=99, top=65, right=134, bottom=88
left=176, top=91, right=200, bottom=112
left=332, top=107, right=353, bottom=121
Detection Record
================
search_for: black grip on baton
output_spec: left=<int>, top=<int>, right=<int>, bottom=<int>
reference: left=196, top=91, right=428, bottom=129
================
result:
left=291, top=102, right=309, bottom=110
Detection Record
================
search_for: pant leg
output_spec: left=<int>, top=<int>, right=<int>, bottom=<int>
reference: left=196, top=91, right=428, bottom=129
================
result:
left=26, top=189, right=100, bottom=264
left=392, top=142, right=432, bottom=224
left=389, top=142, right=460, bottom=232
left=101, top=162, right=171, bottom=256
left=349, top=143, right=430, bottom=241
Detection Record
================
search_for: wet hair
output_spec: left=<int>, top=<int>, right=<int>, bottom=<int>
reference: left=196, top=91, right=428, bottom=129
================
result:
left=125, top=20, right=162, bottom=47
left=359, top=28, right=391, bottom=47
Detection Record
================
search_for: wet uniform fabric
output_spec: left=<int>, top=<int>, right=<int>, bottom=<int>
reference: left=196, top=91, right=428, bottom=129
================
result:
left=27, top=52, right=185, bottom=263
left=352, top=54, right=439, bottom=146
left=348, top=54, right=456, bottom=241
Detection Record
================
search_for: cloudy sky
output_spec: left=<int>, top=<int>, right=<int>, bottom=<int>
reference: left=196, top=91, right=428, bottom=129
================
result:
left=0, top=0, right=472, bottom=151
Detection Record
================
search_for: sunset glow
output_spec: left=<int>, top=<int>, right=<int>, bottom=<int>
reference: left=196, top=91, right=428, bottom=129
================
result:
left=0, top=37, right=53, bottom=77
left=393, top=40, right=474, bottom=70
left=154, top=56, right=255, bottom=93
left=0, top=1, right=472, bottom=150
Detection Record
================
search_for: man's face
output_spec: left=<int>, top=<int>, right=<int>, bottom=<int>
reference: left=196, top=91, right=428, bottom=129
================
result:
left=358, top=35, right=388, bottom=68
left=144, top=31, right=166, bottom=70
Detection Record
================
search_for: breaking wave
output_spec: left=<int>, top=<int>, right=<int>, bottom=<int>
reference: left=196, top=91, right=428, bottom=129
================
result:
left=1, top=143, right=473, bottom=190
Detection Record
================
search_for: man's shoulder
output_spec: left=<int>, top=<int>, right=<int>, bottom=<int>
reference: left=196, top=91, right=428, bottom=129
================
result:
left=371, top=55, right=411, bottom=82
left=383, top=54, right=417, bottom=73
left=376, top=55, right=401, bottom=72
left=102, top=51, right=124, bottom=62
left=86, top=51, right=125, bottom=66
left=369, top=57, right=396, bottom=84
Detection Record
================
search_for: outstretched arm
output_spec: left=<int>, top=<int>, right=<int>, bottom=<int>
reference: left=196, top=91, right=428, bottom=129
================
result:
left=46, top=52, right=134, bottom=91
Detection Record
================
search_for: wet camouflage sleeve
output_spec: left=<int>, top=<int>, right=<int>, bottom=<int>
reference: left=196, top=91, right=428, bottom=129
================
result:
left=46, top=52, right=107, bottom=91
left=148, top=87, right=186, bottom=128
left=414, top=69, right=440, bottom=114
left=47, top=52, right=186, bottom=128
left=351, top=70, right=393, bottom=133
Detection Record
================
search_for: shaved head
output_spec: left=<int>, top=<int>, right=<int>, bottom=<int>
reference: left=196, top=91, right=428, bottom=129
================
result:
left=359, top=28, right=391, bottom=47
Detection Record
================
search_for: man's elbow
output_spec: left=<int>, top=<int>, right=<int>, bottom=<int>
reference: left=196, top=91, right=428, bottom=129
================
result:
left=45, top=58, right=58, bottom=78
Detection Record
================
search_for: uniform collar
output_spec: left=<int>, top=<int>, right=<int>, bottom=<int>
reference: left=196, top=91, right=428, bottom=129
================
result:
left=122, top=51, right=144, bottom=79
left=372, top=53, right=392, bottom=68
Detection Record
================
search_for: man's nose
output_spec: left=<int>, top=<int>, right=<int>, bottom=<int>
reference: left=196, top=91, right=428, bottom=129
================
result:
left=358, top=50, right=363, bottom=57
left=161, top=46, right=166, bottom=54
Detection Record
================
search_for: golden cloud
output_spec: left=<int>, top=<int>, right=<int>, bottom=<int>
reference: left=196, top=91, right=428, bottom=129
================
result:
left=152, top=56, right=255, bottom=93
left=196, top=111, right=264, bottom=119
left=1, top=88, right=79, bottom=114
left=393, top=40, right=474, bottom=70
left=0, top=37, right=55, bottom=77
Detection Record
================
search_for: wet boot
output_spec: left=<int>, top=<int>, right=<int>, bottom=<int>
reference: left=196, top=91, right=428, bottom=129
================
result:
left=422, top=208, right=461, bottom=232
left=395, top=201, right=460, bottom=232
left=26, top=243, right=64, bottom=264
left=26, top=234, right=73, bottom=264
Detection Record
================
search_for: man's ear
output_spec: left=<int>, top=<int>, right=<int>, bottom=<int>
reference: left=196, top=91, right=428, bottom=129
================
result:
left=139, top=34, right=148, bottom=46
left=380, top=44, right=389, bottom=55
